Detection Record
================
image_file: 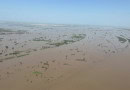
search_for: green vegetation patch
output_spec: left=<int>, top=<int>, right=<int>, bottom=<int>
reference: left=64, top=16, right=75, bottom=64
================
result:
left=10, top=51, right=24, bottom=55
left=32, top=71, right=43, bottom=75
left=49, top=40, right=75, bottom=47
left=15, top=30, right=26, bottom=34
left=0, top=56, right=15, bottom=61
left=116, top=36, right=127, bottom=43
left=127, top=39, right=130, bottom=43
left=71, top=34, right=86, bottom=41
left=0, top=28, right=14, bottom=32
left=49, top=34, right=86, bottom=47
left=17, top=54, right=29, bottom=58
left=33, top=38, right=51, bottom=42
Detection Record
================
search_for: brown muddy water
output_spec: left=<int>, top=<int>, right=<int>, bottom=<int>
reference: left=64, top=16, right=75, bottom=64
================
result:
left=0, top=22, right=130, bottom=90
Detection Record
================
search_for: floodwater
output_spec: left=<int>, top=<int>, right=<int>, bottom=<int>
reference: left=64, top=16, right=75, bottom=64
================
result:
left=0, top=22, right=130, bottom=90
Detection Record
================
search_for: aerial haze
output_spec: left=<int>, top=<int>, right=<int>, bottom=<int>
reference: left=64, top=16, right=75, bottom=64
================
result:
left=0, top=0, right=130, bottom=90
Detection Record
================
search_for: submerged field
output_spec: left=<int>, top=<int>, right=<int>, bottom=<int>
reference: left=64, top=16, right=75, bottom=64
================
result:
left=0, top=22, right=130, bottom=90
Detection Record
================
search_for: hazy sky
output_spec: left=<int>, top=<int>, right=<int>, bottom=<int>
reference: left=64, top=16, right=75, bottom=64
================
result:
left=0, top=0, right=130, bottom=27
